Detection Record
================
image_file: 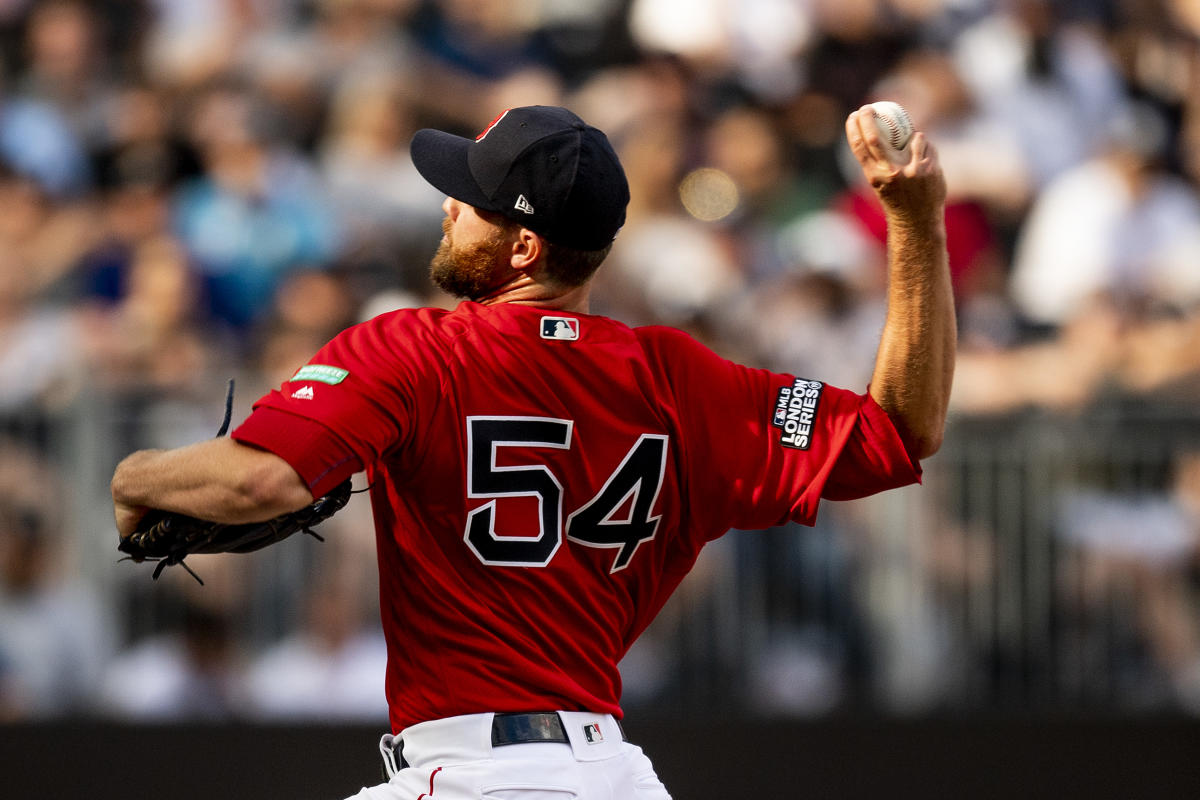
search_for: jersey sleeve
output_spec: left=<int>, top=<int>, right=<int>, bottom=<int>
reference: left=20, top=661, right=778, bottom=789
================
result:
left=821, top=391, right=922, bottom=501
left=641, top=327, right=920, bottom=534
left=231, top=310, right=442, bottom=493
left=232, top=407, right=363, bottom=498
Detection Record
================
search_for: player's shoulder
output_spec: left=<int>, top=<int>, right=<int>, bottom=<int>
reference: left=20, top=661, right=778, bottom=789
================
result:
left=313, top=305, right=461, bottom=375
left=633, top=323, right=701, bottom=346
left=633, top=323, right=719, bottom=362
left=632, top=323, right=765, bottom=394
left=347, top=303, right=464, bottom=344
left=359, top=303, right=452, bottom=329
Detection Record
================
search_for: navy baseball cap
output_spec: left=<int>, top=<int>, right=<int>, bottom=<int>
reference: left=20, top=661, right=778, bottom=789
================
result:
left=410, top=106, right=630, bottom=251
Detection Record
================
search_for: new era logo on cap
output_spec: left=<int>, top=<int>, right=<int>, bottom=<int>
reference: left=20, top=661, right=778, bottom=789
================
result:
left=514, top=194, right=535, bottom=214
left=540, top=316, right=579, bottom=341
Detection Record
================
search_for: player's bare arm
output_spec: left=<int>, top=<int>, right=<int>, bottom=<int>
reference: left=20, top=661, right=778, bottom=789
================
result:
left=847, top=105, right=956, bottom=460
left=110, top=437, right=314, bottom=538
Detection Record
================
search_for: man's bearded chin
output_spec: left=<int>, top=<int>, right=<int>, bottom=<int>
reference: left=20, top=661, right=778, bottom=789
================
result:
left=429, top=234, right=507, bottom=300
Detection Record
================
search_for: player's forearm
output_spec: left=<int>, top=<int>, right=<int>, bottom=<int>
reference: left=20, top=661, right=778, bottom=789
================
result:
left=869, top=212, right=955, bottom=459
left=111, top=437, right=314, bottom=524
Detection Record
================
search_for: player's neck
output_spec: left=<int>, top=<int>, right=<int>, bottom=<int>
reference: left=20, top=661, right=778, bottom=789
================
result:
left=477, top=275, right=592, bottom=314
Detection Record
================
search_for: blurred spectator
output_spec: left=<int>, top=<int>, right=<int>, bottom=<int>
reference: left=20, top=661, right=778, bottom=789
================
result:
left=173, top=83, right=341, bottom=330
left=702, top=104, right=822, bottom=278
left=244, top=559, right=387, bottom=721
left=950, top=296, right=1125, bottom=415
left=413, top=0, right=552, bottom=81
left=80, top=85, right=202, bottom=305
left=0, top=159, right=97, bottom=300
left=0, top=441, right=113, bottom=719
left=318, top=74, right=445, bottom=292
left=952, top=296, right=1200, bottom=416
left=0, top=255, right=81, bottom=414
left=629, top=0, right=811, bottom=102
left=81, top=234, right=219, bottom=396
left=14, top=0, right=118, bottom=148
left=238, top=0, right=423, bottom=151
left=1117, top=310, right=1200, bottom=399
left=737, top=517, right=868, bottom=717
left=1055, top=450, right=1200, bottom=712
left=952, top=1, right=1127, bottom=190
left=0, top=165, right=95, bottom=414
left=1009, top=101, right=1200, bottom=327
left=98, top=586, right=246, bottom=720
left=141, top=0, right=268, bottom=88
left=570, top=54, right=693, bottom=146
left=406, top=0, right=567, bottom=125
left=0, top=98, right=92, bottom=199
left=727, top=218, right=886, bottom=387
left=802, top=0, right=910, bottom=116
left=598, top=112, right=743, bottom=332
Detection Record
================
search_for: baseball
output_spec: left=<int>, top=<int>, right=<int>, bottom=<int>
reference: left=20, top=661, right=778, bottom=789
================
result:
left=870, top=101, right=914, bottom=153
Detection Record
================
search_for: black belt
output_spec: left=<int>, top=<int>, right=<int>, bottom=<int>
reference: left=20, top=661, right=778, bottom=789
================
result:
left=392, top=712, right=627, bottom=770
left=491, top=711, right=571, bottom=745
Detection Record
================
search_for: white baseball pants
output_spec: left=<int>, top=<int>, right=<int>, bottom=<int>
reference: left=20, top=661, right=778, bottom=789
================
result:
left=346, top=712, right=672, bottom=800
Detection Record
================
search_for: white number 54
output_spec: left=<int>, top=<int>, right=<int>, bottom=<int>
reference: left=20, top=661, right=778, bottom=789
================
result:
left=464, top=416, right=668, bottom=573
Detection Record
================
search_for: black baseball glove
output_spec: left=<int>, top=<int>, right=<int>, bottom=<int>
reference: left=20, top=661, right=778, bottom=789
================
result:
left=117, top=380, right=354, bottom=583
left=118, top=479, right=352, bottom=583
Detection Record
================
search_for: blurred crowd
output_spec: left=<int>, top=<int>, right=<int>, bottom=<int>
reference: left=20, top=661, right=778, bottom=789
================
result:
left=3, top=0, right=1200, bottom=722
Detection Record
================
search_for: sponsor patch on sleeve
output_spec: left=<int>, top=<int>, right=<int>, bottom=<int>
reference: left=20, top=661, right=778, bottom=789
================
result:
left=291, top=364, right=349, bottom=385
left=772, top=378, right=823, bottom=450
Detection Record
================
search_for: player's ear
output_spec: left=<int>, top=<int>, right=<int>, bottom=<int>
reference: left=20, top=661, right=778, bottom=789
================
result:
left=509, top=227, right=546, bottom=275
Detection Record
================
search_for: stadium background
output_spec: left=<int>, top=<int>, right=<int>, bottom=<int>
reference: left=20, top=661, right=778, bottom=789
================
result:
left=2, top=0, right=1200, bottom=796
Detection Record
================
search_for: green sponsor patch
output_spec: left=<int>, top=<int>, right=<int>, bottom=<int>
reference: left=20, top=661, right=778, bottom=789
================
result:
left=291, top=364, right=349, bottom=385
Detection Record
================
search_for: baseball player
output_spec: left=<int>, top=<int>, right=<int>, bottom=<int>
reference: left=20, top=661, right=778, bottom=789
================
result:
left=111, top=104, right=953, bottom=799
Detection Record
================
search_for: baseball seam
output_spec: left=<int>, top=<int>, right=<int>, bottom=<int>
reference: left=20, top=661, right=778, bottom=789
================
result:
left=876, top=114, right=904, bottom=149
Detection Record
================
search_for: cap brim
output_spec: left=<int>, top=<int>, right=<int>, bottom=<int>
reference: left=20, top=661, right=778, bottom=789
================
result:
left=410, top=129, right=494, bottom=210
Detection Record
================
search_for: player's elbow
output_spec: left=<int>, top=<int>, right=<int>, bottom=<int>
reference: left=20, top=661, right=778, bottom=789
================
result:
left=892, top=408, right=947, bottom=462
left=907, top=428, right=944, bottom=461
left=878, top=400, right=947, bottom=462
left=234, top=452, right=314, bottom=520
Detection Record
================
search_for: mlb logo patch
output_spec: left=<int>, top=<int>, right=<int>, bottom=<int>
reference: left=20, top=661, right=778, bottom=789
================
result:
left=540, top=316, right=579, bottom=341
left=772, top=386, right=792, bottom=427
left=582, top=723, right=604, bottom=744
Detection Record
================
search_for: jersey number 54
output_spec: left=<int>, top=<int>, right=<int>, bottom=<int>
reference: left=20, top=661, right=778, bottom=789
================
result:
left=464, top=416, right=668, bottom=573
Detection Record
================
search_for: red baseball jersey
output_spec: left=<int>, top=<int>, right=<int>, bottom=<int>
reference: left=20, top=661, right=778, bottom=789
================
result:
left=232, top=301, right=920, bottom=731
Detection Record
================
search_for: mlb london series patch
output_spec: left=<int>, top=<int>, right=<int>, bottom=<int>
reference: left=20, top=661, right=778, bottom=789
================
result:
left=291, top=364, right=349, bottom=385
left=540, top=317, right=580, bottom=341
left=772, top=378, right=823, bottom=450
